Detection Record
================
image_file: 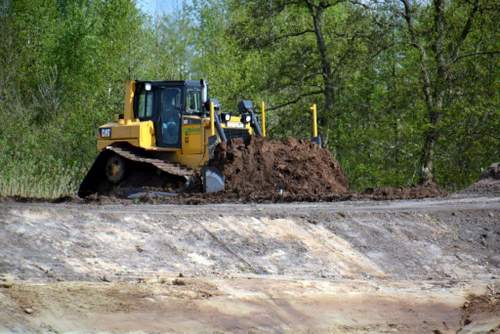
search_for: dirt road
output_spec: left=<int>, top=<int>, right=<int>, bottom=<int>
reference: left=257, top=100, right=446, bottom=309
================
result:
left=0, top=196, right=499, bottom=333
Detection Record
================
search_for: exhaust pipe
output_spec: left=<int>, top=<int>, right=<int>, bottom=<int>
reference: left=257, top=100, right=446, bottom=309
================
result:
left=201, top=79, right=208, bottom=104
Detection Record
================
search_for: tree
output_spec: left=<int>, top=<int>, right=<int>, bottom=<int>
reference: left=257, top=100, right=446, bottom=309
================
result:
left=399, top=0, right=498, bottom=184
left=227, top=1, right=389, bottom=145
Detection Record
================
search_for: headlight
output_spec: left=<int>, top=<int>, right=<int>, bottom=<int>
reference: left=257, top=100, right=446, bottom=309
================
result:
left=100, top=128, right=111, bottom=138
left=221, top=113, right=231, bottom=122
left=241, top=114, right=252, bottom=123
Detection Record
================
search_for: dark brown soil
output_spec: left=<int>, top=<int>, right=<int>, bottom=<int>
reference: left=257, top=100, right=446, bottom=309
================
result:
left=0, top=195, right=76, bottom=204
left=458, top=162, right=500, bottom=196
left=359, top=182, right=447, bottom=200
left=458, top=289, right=500, bottom=333
left=481, top=163, right=500, bottom=180
left=208, top=137, right=348, bottom=201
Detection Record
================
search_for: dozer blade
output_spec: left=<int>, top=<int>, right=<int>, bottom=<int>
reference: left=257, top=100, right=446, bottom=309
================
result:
left=78, top=146, right=194, bottom=198
left=202, top=167, right=225, bottom=193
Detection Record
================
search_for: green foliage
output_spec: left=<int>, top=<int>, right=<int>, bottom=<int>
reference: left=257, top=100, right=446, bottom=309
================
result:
left=0, top=0, right=157, bottom=198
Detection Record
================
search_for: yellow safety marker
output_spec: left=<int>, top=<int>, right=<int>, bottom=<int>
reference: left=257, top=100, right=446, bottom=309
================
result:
left=210, top=102, right=215, bottom=136
left=261, top=101, right=266, bottom=137
left=310, top=103, right=318, bottom=138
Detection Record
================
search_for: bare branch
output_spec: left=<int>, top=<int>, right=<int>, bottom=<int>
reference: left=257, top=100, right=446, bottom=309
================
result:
left=400, top=0, right=417, bottom=43
left=330, top=30, right=374, bottom=40
left=370, top=42, right=396, bottom=60
left=267, top=90, right=324, bottom=111
left=452, top=50, right=500, bottom=63
left=274, top=29, right=315, bottom=42
left=450, top=0, right=480, bottom=63
left=399, top=0, right=434, bottom=112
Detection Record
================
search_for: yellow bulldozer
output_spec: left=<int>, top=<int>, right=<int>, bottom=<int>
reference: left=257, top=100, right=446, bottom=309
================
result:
left=78, top=80, right=266, bottom=197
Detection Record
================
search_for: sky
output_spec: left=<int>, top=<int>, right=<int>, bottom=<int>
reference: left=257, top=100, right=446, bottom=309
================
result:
left=136, top=0, right=183, bottom=17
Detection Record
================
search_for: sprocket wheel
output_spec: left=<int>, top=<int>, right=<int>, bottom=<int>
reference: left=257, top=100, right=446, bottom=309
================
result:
left=105, top=154, right=126, bottom=183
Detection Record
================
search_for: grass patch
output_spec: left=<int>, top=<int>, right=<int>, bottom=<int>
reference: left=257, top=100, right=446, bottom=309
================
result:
left=0, top=162, right=84, bottom=199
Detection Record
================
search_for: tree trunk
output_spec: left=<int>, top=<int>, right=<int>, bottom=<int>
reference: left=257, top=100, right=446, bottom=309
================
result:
left=419, top=120, right=437, bottom=184
left=401, top=0, right=439, bottom=184
left=418, top=0, right=447, bottom=184
left=309, top=3, right=334, bottom=129
left=402, top=0, right=479, bottom=184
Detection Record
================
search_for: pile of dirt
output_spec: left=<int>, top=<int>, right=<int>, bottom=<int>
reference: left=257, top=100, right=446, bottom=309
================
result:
left=480, top=162, right=500, bottom=180
left=457, top=289, right=500, bottom=333
left=460, top=162, right=500, bottom=196
left=360, top=182, right=447, bottom=200
left=208, top=137, right=348, bottom=201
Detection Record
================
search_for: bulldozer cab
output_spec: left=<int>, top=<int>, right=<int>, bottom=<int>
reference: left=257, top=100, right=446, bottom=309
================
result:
left=134, top=80, right=203, bottom=149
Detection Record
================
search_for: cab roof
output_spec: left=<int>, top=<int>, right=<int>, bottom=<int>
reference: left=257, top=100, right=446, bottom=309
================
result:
left=135, top=80, right=203, bottom=88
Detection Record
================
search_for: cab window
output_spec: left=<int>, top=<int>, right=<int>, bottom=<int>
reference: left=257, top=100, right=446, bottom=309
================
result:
left=137, top=91, right=153, bottom=119
left=186, top=89, right=201, bottom=114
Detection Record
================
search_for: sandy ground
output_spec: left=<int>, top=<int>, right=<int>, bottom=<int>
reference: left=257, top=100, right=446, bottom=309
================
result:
left=1, top=278, right=499, bottom=333
left=0, top=196, right=499, bottom=333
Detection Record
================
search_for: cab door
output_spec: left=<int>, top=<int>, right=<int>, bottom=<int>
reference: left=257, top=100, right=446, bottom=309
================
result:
left=157, top=87, right=182, bottom=148
left=183, top=88, right=203, bottom=154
